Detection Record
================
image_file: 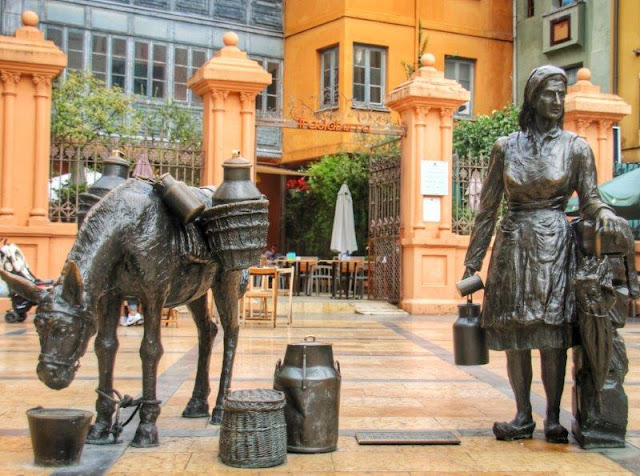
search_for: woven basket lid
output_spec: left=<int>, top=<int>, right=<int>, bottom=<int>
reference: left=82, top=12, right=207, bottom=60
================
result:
left=225, top=389, right=285, bottom=411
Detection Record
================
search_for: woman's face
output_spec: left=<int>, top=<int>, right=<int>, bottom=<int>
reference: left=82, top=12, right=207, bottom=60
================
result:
left=534, top=78, right=566, bottom=123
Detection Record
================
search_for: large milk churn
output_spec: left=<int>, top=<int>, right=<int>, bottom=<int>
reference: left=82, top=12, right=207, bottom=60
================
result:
left=274, top=336, right=340, bottom=453
left=453, top=275, right=489, bottom=365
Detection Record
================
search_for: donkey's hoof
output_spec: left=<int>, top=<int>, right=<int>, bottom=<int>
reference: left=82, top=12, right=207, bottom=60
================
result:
left=131, top=423, right=159, bottom=448
left=86, top=423, right=114, bottom=445
left=182, top=398, right=209, bottom=418
left=210, top=406, right=223, bottom=425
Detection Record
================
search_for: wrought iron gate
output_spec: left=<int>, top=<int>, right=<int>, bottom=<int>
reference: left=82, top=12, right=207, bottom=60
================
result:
left=368, top=150, right=401, bottom=304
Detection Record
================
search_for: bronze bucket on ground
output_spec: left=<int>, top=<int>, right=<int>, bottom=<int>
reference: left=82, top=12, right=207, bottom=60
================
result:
left=274, top=336, right=341, bottom=453
left=453, top=275, right=489, bottom=365
left=27, top=407, right=93, bottom=466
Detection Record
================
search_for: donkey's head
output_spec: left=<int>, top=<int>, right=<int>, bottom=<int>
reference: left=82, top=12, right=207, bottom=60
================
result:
left=0, top=261, right=95, bottom=389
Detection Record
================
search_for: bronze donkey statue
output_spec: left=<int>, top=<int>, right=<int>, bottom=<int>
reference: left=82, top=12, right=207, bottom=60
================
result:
left=1, top=178, right=266, bottom=447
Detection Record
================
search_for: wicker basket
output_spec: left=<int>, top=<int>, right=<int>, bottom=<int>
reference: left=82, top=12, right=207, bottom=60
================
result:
left=199, top=199, right=269, bottom=271
left=219, top=389, right=287, bottom=468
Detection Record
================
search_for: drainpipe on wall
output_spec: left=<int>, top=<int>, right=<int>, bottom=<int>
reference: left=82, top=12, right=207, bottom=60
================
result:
left=613, top=0, right=619, bottom=94
left=512, top=0, right=517, bottom=103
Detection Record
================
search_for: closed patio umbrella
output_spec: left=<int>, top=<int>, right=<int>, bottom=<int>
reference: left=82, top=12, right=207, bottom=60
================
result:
left=132, top=154, right=154, bottom=179
left=330, top=183, right=358, bottom=256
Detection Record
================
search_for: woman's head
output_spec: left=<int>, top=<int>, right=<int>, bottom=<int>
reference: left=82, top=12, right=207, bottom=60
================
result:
left=518, top=65, right=568, bottom=133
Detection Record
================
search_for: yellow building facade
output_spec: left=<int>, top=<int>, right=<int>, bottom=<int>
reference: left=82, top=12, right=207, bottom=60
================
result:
left=616, top=0, right=640, bottom=162
left=282, top=0, right=513, bottom=164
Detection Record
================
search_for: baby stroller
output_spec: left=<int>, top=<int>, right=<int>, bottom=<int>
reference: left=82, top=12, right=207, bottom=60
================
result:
left=0, top=241, right=53, bottom=323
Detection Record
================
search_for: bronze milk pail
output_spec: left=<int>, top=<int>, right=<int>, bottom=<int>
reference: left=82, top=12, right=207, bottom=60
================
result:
left=274, top=336, right=340, bottom=453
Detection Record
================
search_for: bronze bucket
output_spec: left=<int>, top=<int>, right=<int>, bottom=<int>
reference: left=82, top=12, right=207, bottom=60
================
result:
left=274, top=335, right=341, bottom=453
left=27, top=407, right=93, bottom=466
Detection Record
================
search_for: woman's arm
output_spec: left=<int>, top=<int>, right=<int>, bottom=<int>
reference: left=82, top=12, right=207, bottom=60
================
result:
left=463, top=136, right=507, bottom=273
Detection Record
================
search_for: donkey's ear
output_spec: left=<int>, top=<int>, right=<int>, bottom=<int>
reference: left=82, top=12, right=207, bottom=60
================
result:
left=61, top=261, right=85, bottom=308
left=0, top=269, right=47, bottom=303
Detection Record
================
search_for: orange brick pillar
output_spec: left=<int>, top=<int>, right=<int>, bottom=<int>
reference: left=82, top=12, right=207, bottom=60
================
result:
left=0, top=11, right=66, bottom=225
left=564, top=68, right=631, bottom=184
left=188, top=32, right=271, bottom=186
left=387, top=54, right=470, bottom=314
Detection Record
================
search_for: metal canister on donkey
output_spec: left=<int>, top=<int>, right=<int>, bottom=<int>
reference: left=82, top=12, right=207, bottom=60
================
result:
left=274, top=336, right=341, bottom=453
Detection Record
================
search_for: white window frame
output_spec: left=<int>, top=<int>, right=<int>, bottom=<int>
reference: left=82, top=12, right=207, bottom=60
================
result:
left=174, top=46, right=209, bottom=106
left=133, top=40, right=168, bottom=99
left=320, top=46, right=339, bottom=109
left=252, top=57, right=282, bottom=115
left=445, top=56, right=475, bottom=118
left=352, top=44, right=386, bottom=109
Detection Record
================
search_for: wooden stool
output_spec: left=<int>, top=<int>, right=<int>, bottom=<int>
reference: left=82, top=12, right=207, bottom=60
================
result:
left=161, top=308, right=179, bottom=327
left=219, top=389, right=287, bottom=468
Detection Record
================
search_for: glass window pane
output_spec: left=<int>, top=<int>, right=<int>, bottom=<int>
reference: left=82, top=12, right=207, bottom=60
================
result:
left=112, top=74, right=125, bottom=89
left=46, top=27, right=63, bottom=48
left=153, top=64, right=165, bottom=81
left=93, top=35, right=107, bottom=54
left=370, top=67, right=381, bottom=86
left=134, top=63, right=148, bottom=77
left=353, top=84, right=364, bottom=102
left=175, top=47, right=188, bottom=66
left=354, top=66, right=365, bottom=84
left=256, top=94, right=263, bottom=111
left=94, top=72, right=106, bottom=82
left=458, top=63, right=470, bottom=82
left=444, top=60, right=455, bottom=78
left=267, top=81, right=277, bottom=95
left=135, top=42, right=148, bottom=59
left=154, top=45, right=166, bottom=62
left=370, top=86, right=381, bottom=104
left=192, top=50, right=206, bottom=68
left=68, top=30, right=83, bottom=51
left=113, top=38, right=126, bottom=56
left=92, top=55, right=106, bottom=73
left=175, top=66, right=188, bottom=83
left=68, top=51, right=83, bottom=70
left=112, top=58, right=126, bottom=75
left=134, top=78, right=146, bottom=95
left=175, top=84, right=187, bottom=101
left=354, top=47, right=365, bottom=66
left=152, top=80, right=164, bottom=98
left=370, top=50, right=382, bottom=68
left=267, top=95, right=277, bottom=111
left=267, top=62, right=279, bottom=76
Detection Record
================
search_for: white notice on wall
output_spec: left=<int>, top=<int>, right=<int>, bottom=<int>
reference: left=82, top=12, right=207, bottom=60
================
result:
left=420, top=160, right=448, bottom=196
left=423, top=197, right=441, bottom=222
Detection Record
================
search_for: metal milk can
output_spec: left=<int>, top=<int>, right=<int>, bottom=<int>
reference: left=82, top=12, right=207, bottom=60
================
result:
left=274, top=336, right=341, bottom=453
left=453, top=275, right=489, bottom=365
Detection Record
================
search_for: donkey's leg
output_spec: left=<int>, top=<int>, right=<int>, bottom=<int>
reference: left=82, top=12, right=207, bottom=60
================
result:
left=182, top=294, right=218, bottom=418
left=87, top=297, right=121, bottom=444
left=211, top=269, right=242, bottom=424
left=131, top=300, right=164, bottom=448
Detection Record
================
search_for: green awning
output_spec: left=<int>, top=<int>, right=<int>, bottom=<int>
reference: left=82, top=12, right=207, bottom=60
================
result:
left=566, top=167, right=640, bottom=219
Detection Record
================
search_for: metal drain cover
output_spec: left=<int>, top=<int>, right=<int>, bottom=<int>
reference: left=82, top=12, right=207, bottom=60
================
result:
left=355, top=431, right=460, bottom=445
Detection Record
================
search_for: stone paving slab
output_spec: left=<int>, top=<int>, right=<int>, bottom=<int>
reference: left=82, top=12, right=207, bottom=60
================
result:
left=0, top=311, right=638, bottom=474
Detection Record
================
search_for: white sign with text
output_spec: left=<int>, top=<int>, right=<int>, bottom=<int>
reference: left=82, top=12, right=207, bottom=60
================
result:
left=420, top=160, right=448, bottom=196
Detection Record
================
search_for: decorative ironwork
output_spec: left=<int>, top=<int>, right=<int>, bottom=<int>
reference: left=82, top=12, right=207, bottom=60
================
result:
left=49, top=137, right=203, bottom=223
left=452, top=152, right=489, bottom=235
left=368, top=142, right=401, bottom=304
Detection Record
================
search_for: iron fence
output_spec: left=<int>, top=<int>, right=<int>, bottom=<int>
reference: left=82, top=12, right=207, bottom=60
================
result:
left=49, top=136, right=203, bottom=223
left=452, top=152, right=488, bottom=235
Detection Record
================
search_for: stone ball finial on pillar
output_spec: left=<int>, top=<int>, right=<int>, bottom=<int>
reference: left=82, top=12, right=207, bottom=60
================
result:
left=576, top=67, right=591, bottom=83
left=22, top=10, right=39, bottom=27
left=222, top=32, right=239, bottom=51
left=421, top=53, right=436, bottom=69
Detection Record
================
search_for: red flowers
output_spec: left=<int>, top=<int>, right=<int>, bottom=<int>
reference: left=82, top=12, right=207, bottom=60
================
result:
left=286, top=177, right=309, bottom=191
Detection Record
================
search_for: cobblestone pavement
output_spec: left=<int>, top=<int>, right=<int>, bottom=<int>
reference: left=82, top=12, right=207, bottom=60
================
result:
left=1, top=309, right=639, bottom=475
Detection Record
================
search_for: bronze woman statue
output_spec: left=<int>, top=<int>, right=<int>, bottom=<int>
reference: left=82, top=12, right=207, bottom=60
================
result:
left=462, top=65, right=627, bottom=443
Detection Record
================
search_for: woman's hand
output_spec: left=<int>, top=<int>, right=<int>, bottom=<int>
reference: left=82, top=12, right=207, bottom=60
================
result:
left=596, top=209, right=627, bottom=243
left=461, top=266, right=476, bottom=281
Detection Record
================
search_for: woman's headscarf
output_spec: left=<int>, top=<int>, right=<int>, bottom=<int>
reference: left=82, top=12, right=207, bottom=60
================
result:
left=518, top=65, right=568, bottom=133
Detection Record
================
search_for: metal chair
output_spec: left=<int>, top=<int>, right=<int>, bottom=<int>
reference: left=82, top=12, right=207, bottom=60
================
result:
left=307, top=264, right=333, bottom=295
